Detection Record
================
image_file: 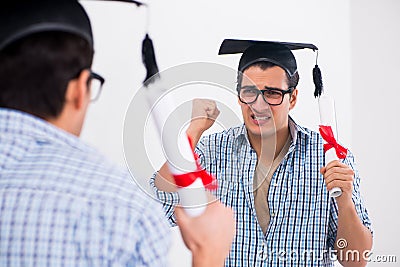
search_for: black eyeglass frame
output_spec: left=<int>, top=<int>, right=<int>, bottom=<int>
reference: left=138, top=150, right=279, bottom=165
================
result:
left=238, top=86, right=294, bottom=106
left=88, top=71, right=105, bottom=102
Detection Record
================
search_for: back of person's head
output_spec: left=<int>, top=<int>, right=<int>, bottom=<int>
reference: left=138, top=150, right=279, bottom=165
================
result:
left=0, top=0, right=94, bottom=119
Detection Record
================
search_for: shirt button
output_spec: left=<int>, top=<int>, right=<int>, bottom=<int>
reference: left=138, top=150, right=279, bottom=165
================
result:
left=274, top=182, right=279, bottom=186
left=271, top=212, right=275, bottom=217
left=257, top=249, right=267, bottom=261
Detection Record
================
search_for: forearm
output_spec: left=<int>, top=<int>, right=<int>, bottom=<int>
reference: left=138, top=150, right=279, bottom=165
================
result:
left=155, top=163, right=177, bottom=192
left=335, top=200, right=373, bottom=267
left=155, top=127, right=203, bottom=192
left=186, top=126, right=203, bottom=150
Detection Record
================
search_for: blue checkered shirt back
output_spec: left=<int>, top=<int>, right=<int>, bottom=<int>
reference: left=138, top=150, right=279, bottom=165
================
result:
left=0, top=108, right=170, bottom=266
left=150, top=117, right=372, bottom=267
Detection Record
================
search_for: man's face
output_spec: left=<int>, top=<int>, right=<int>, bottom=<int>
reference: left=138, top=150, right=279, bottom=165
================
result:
left=238, top=65, right=297, bottom=139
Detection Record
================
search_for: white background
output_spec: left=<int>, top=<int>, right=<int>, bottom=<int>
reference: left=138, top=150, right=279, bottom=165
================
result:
left=80, top=0, right=399, bottom=266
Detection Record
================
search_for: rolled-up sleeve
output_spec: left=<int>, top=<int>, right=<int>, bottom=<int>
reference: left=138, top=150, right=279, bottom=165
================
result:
left=327, top=149, right=373, bottom=248
left=149, top=172, right=180, bottom=227
left=345, top=150, right=373, bottom=233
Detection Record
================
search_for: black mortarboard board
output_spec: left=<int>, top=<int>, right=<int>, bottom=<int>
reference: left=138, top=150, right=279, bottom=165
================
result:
left=0, top=0, right=155, bottom=88
left=0, top=0, right=145, bottom=52
left=0, top=0, right=93, bottom=51
left=218, top=39, right=324, bottom=97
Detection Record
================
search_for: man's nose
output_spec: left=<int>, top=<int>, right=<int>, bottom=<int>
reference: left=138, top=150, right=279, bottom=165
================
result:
left=250, top=93, right=270, bottom=113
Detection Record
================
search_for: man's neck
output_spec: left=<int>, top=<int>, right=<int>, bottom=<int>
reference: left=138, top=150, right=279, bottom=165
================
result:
left=248, top=126, right=290, bottom=165
left=46, top=110, right=83, bottom=137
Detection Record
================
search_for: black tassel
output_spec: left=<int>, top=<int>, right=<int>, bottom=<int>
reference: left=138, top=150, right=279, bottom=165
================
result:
left=142, top=33, right=160, bottom=86
left=313, top=64, right=323, bottom=98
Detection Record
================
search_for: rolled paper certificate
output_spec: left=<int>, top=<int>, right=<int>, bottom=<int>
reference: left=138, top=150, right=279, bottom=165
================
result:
left=142, top=34, right=214, bottom=216
left=145, top=80, right=214, bottom=217
left=318, top=95, right=348, bottom=198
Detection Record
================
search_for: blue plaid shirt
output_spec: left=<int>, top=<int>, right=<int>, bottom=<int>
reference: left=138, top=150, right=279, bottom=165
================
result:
left=151, top=117, right=372, bottom=267
left=0, top=108, right=170, bottom=267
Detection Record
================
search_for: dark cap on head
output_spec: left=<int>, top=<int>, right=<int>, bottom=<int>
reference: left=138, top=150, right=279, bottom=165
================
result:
left=218, top=39, right=324, bottom=97
left=0, top=0, right=93, bottom=51
left=219, top=39, right=317, bottom=76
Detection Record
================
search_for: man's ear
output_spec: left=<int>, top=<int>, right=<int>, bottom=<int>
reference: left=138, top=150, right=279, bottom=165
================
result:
left=289, top=88, right=298, bottom=110
left=65, top=69, right=91, bottom=110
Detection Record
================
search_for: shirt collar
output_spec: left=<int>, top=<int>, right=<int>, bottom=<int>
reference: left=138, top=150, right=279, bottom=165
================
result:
left=0, top=108, right=93, bottom=152
left=233, top=123, right=249, bottom=145
left=288, top=116, right=310, bottom=145
left=234, top=116, right=310, bottom=146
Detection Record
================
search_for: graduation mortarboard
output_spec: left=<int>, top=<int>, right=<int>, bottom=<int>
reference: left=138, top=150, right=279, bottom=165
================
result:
left=219, top=39, right=324, bottom=97
left=0, top=0, right=94, bottom=51
left=0, top=0, right=158, bottom=87
left=0, top=0, right=144, bottom=51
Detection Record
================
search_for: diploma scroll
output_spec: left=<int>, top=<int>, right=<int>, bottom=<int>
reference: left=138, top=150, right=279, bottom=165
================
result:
left=318, top=95, right=348, bottom=198
left=145, top=81, right=213, bottom=217
left=142, top=34, right=215, bottom=216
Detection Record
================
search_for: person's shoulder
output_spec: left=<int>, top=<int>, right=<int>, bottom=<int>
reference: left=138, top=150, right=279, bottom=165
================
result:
left=300, top=125, right=321, bottom=140
left=72, top=157, right=170, bottom=258
left=290, top=119, right=322, bottom=144
left=62, top=148, right=168, bottom=228
left=293, top=121, right=356, bottom=158
left=199, top=124, right=245, bottom=145
left=69, top=148, right=143, bottom=200
left=36, top=139, right=153, bottom=213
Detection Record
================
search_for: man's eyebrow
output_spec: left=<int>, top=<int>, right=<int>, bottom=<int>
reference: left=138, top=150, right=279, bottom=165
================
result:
left=239, top=85, right=284, bottom=91
left=239, top=85, right=257, bottom=89
left=263, top=86, right=283, bottom=91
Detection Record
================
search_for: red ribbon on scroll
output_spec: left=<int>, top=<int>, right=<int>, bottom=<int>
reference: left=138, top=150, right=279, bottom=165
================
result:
left=319, top=125, right=348, bottom=159
left=173, top=169, right=217, bottom=190
left=172, top=135, right=217, bottom=190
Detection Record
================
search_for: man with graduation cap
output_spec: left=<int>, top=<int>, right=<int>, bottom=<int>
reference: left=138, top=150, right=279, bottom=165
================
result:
left=153, top=39, right=372, bottom=266
left=0, top=1, right=236, bottom=266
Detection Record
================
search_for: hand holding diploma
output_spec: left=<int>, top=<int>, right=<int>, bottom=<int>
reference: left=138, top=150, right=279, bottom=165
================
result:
left=175, top=199, right=236, bottom=267
left=320, top=160, right=354, bottom=203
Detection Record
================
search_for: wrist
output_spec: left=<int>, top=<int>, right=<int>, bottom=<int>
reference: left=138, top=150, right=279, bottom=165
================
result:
left=192, top=249, right=225, bottom=267
left=186, top=127, right=202, bottom=145
left=336, top=195, right=355, bottom=212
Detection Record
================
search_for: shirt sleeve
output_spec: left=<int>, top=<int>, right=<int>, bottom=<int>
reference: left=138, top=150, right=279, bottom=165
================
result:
left=74, top=197, right=171, bottom=267
left=149, top=172, right=180, bottom=227
left=327, top=149, right=373, bottom=249
left=194, top=135, right=213, bottom=171
left=130, top=203, right=171, bottom=267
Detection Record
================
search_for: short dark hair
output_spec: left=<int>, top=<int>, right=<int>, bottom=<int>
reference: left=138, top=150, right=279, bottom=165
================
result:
left=0, top=31, right=94, bottom=119
left=236, top=61, right=300, bottom=93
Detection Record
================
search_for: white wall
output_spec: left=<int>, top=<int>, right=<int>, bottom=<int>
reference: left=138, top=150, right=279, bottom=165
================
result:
left=78, top=0, right=400, bottom=266
left=350, top=0, right=400, bottom=266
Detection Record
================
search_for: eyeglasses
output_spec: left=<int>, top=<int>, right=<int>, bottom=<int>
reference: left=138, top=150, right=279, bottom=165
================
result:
left=238, top=86, right=294, bottom=106
left=88, top=71, right=105, bottom=102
